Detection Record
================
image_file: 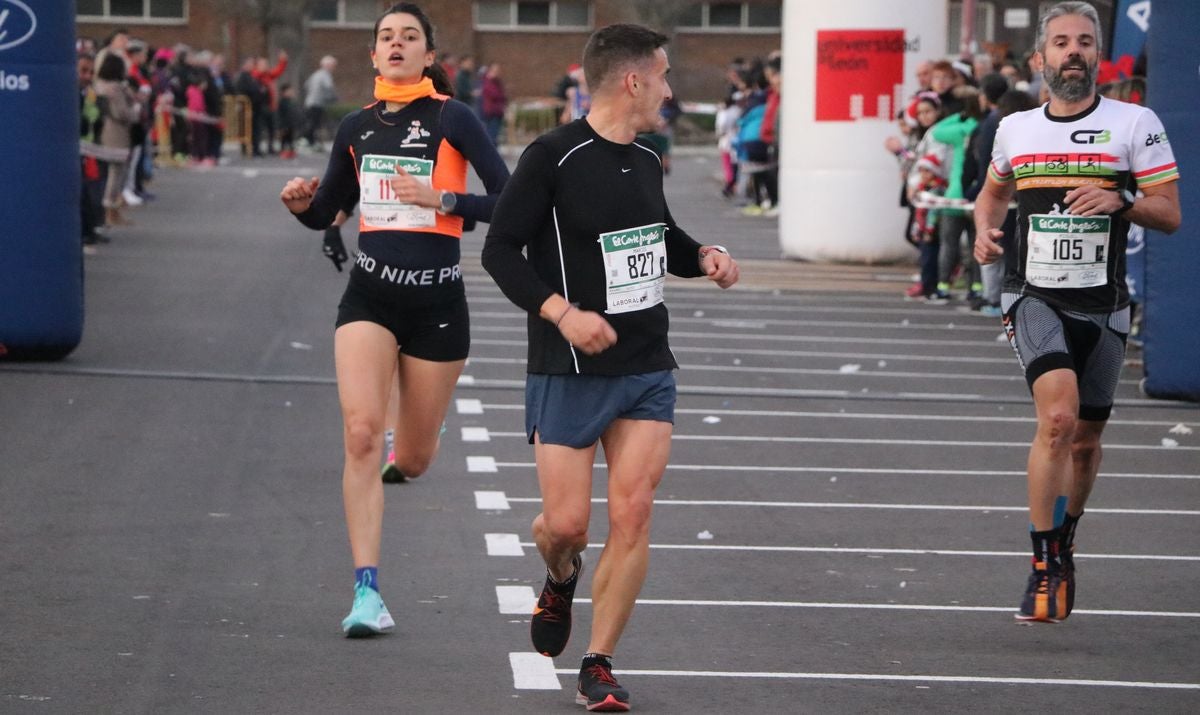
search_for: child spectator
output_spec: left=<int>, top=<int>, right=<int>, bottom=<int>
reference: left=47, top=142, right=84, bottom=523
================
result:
left=186, top=76, right=208, bottom=163
left=908, top=154, right=948, bottom=299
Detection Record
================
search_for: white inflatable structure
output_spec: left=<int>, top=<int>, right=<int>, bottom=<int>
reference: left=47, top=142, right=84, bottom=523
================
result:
left=779, top=0, right=948, bottom=262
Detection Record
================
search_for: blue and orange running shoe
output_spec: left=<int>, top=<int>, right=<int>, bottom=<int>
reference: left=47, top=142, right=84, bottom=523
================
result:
left=1015, top=558, right=1065, bottom=623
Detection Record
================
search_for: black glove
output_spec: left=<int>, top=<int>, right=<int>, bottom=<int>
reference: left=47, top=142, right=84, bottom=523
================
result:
left=322, top=228, right=348, bottom=272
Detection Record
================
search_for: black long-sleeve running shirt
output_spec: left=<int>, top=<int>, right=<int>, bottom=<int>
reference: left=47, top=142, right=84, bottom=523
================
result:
left=482, top=119, right=705, bottom=375
left=296, top=96, right=509, bottom=270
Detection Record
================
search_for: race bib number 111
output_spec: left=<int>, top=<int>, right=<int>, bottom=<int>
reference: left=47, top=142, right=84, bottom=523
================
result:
left=359, top=154, right=436, bottom=229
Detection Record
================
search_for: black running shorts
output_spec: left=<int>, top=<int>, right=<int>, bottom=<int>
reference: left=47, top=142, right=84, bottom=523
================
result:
left=1000, top=293, right=1129, bottom=421
left=336, top=260, right=469, bottom=362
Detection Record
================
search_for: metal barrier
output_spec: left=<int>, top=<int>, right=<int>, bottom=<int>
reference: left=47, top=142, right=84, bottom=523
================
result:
left=224, top=95, right=252, bottom=156
left=505, top=97, right=566, bottom=145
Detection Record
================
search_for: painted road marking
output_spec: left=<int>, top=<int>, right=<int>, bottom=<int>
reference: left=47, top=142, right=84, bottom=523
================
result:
left=488, top=461, right=1200, bottom=481
left=485, top=533, right=524, bottom=556
left=497, top=585, right=536, bottom=614
left=518, top=541, right=1200, bottom=562
left=456, top=374, right=476, bottom=386
left=456, top=398, right=484, bottom=414
left=570, top=598, right=1200, bottom=619
left=461, top=426, right=491, bottom=442
left=467, top=456, right=498, bottom=473
left=545, top=668, right=1200, bottom=690
left=500, top=496, right=1200, bottom=517
left=510, top=653, right=560, bottom=690
left=475, top=491, right=510, bottom=510
left=474, top=430, right=1196, bottom=452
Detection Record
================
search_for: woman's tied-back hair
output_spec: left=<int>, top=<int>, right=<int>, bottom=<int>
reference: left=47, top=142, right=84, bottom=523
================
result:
left=582, top=24, right=669, bottom=93
left=372, top=3, right=454, bottom=96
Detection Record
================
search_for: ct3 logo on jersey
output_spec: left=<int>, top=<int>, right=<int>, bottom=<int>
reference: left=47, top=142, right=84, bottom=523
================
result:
left=0, top=0, right=37, bottom=52
left=1070, top=129, right=1111, bottom=145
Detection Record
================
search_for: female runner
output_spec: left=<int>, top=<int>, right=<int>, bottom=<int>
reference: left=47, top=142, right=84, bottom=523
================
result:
left=280, top=2, right=509, bottom=636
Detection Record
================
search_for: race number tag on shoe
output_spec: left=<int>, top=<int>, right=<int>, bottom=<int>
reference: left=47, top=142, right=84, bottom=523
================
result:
left=599, top=223, right=667, bottom=314
left=359, top=154, right=436, bottom=230
left=1025, top=214, right=1110, bottom=289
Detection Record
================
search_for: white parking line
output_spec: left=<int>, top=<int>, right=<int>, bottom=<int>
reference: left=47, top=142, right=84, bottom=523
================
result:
left=510, top=653, right=560, bottom=690
left=546, top=667, right=1200, bottom=690
left=475, top=491, right=510, bottom=510
left=500, top=496, right=1200, bottom=517
left=485, top=533, right=524, bottom=556
left=467, top=456, right=498, bottom=472
left=496, top=585, right=536, bottom=614
left=477, top=430, right=1197, bottom=451
left=571, top=597, right=1200, bottom=619
left=461, top=426, right=491, bottom=442
left=455, top=398, right=484, bottom=414
left=488, top=461, right=1200, bottom=481
left=518, top=542, right=1200, bottom=562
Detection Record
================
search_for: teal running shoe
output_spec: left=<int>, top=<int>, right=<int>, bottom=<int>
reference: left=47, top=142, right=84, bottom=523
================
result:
left=341, top=584, right=395, bottom=637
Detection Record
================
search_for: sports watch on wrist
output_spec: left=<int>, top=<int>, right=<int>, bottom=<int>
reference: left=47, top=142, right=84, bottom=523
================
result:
left=1113, top=189, right=1135, bottom=217
left=438, top=190, right=457, bottom=214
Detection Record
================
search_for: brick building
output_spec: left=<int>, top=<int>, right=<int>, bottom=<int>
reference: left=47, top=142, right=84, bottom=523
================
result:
left=76, top=0, right=783, bottom=105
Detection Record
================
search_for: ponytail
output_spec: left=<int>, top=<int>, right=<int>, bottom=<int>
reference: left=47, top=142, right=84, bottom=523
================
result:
left=424, top=62, right=454, bottom=97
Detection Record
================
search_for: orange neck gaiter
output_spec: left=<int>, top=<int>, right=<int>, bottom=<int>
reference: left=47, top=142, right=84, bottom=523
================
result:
left=374, top=76, right=437, bottom=105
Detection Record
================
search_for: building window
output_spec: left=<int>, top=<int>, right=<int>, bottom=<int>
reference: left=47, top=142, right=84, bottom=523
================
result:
left=678, top=2, right=782, bottom=32
left=948, top=1, right=996, bottom=54
left=475, top=1, right=591, bottom=30
left=310, top=0, right=378, bottom=27
left=77, top=0, right=186, bottom=22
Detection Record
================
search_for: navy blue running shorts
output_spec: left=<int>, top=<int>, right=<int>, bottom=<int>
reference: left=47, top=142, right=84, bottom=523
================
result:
left=336, top=262, right=469, bottom=362
left=525, top=370, right=676, bottom=448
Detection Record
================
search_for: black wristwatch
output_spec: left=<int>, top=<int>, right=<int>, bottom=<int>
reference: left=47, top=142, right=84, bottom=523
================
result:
left=1113, top=188, right=1135, bottom=217
left=438, top=190, right=457, bottom=215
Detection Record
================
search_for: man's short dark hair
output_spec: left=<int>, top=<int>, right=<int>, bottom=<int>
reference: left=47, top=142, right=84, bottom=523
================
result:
left=583, top=24, right=669, bottom=92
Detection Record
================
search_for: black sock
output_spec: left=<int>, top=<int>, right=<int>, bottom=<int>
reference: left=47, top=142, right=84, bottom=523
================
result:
left=1061, top=511, right=1082, bottom=548
left=1030, top=528, right=1062, bottom=566
left=581, top=653, right=612, bottom=670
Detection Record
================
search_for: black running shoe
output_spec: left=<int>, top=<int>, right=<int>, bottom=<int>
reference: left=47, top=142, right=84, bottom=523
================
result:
left=576, top=655, right=630, bottom=712
left=530, top=554, right=582, bottom=657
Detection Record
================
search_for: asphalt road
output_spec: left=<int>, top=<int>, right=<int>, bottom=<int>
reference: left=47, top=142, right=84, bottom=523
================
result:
left=2, top=147, right=1198, bottom=714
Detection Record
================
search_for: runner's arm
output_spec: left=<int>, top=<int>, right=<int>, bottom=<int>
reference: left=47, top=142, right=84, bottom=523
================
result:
left=1126, top=181, right=1181, bottom=234
left=973, top=175, right=1015, bottom=265
left=443, top=99, right=511, bottom=223
left=292, top=117, right=358, bottom=229
left=481, top=142, right=558, bottom=315
left=663, top=204, right=705, bottom=278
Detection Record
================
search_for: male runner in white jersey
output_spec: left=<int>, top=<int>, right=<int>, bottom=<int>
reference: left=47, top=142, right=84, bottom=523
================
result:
left=974, top=1, right=1181, bottom=622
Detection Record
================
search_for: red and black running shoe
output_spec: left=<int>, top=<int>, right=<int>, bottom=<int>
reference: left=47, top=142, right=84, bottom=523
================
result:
left=531, top=554, right=582, bottom=657
left=576, top=654, right=630, bottom=712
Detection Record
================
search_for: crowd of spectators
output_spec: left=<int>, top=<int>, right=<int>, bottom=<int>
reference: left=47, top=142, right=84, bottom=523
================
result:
left=714, top=53, right=784, bottom=217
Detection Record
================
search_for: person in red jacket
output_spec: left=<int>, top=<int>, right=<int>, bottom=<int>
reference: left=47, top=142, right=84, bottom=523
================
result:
left=253, top=50, right=288, bottom=154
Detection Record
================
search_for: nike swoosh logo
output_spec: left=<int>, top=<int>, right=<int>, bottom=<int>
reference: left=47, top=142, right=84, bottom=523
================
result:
left=438, top=323, right=450, bottom=328
left=621, top=168, right=631, bottom=173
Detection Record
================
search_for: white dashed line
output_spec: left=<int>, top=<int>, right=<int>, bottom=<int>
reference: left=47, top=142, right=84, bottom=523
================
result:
left=510, top=652, right=561, bottom=690
left=475, top=490, right=510, bottom=510
left=485, top=533, right=524, bottom=556
left=570, top=598, right=1200, bottom=619
left=467, top=456, right=498, bottom=473
left=496, top=585, right=536, bottom=614
left=547, top=668, right=1200, bottom=690
left=455, top=398, right=484, bottom=414
left=461, top=426, right=491, bottom=442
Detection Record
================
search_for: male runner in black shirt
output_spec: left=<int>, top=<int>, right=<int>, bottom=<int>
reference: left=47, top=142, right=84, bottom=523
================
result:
left=483, top=24, right=739, bottom=711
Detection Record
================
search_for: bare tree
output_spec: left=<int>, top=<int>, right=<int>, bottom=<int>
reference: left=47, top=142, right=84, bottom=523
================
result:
left=215, top=0, right=319, bottom=85
left=617, top=0, right=696, bottom=35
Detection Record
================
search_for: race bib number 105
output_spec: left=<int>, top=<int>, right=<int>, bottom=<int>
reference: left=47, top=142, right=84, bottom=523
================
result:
left=599, top=222, right=667, bottom=314
left=359, top=154, right=436, bottom=229
left=1025, top=214, right=1110, bottom=289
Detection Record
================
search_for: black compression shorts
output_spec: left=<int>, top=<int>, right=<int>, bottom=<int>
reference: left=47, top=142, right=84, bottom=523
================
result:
left=336, top=260, right=469, bottom=362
